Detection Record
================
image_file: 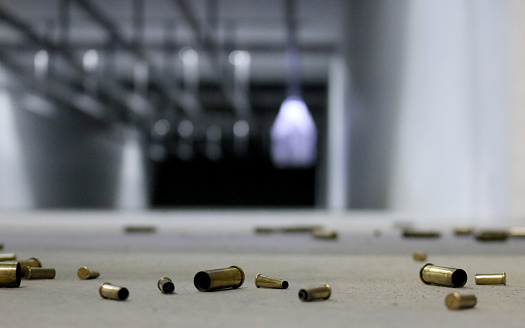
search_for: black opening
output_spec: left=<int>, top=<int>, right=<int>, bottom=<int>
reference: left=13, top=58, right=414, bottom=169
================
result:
left=298, top=289, right=308, bottom=301
left=15, top=263, right=21, bottom=287
left=194, top=272, right=211, bottom=291
left=451, top=269, right=467, bottom=287
left=282, top=281, right=289, bottom=289
left=163, top=282, right=175, bottom=294
left=118, top=288, right=129, bottom=300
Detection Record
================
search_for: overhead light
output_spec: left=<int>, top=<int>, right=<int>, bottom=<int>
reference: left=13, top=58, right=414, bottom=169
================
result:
left=270, top=96, right=317, bottom=168
left=233, top=120, right=249, bottom=138
left=179, top=47, right=199, bottom=95
left=34, top=50, right=49, bottom=80
left=229, top=50, right=251, bottom=67
left=153, top=119, right=170, bottom=137
left=178, top=120, right=194, bottom=138
left=179, top=47, right=198, bottom=66
left=82, top=49, right=99, bottom=73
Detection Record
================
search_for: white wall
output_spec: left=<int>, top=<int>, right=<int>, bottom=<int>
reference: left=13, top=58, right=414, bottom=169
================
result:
left=0, top=68, right=33, bottom=208
left=511, top=0, right=525, bottom=224
left=345, top=0, right=513, bottom=223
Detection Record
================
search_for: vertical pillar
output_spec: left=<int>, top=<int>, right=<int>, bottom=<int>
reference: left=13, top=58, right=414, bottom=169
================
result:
left=325, top=56, right=349, bottom=210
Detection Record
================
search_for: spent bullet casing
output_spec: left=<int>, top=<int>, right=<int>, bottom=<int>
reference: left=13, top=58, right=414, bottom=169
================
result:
left=402, top=229, right=440, bottom=238
left=99, top=282, right=129, bottom=300
left=255, top=274, right=289, bottom=289
left=413, top=251, right=427, bottom=262
left=475, top=273, right=506, bottom=285
left=158, top=277, right=175, bottom=294
left=18, top=258, right=42, bottom=278
left=0, top=262, right=21, bottom=287
left=77, top=266, right=100, bottom=280
left=312, top=229, right=338, bottom=240
left=194, top=265, right=245, bottom=292
left=420, top=263, right=467, bottom=288
left=280, top=225, right=323, bottom=233
left=298, top=284, right=332, bottom=302
left=26, top=268, right=55, bottom=279
left=475, top=230, right=509, bottom=241
left=445, top=293, right=477, bottom=310
left=0, top=253, right=17, bottom=261
left=124, top=225, right=156, bottom=233
left=509, top=227, right=525, bottom=238
left=453, top=226, right=474, bottom=236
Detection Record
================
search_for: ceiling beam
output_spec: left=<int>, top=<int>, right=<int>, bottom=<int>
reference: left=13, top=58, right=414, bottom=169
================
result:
left=73, top=0, right=203, bottom=118
left=171, top=0, right=251, bottom=119
left=0, top=2, right=154, bottom=122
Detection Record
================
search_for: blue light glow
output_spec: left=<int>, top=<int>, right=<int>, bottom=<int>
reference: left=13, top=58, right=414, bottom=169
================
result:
left=270, top=96, right=317, bottom=168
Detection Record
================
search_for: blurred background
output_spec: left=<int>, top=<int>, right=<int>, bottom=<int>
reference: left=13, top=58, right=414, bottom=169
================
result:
left=0, top=0, right=524, bottom=224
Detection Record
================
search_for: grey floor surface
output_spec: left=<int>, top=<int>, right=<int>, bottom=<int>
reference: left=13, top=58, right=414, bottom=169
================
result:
left=1, top=211, right=524, bottom=327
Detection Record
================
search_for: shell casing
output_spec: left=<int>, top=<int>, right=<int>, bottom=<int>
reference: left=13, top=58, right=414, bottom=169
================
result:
left=413, top=251, right=427, bottom=262
left=420, top=263, right=467, bottom=288
left=312, top=229, right=338, bottom=240
left=402, top=229, right=440, bottom=238
left=26, top=268, right=56, bottom=279
left=254, top=227, right=276, bottom=234
left=18, top=258, right=42, bottom=278
left=255, top=274, right=289, bottom=289
left=194, top=265, right=245, bottom=292
left=77, top=266, right=100, bottom=280
left=445, top=293, right=477, bottom=310
left=0, top=242, right=3, bottom=249
left=158, top=277, right=175, bottom=294
left=0, top=253, right=17, bottom=261
left=99, top=282, right=129, bottom=300
left=298, top=284, right=332, bottom=302
left=0, top=262, right=21, bottom=287
left=454, top=226, right=475, bottom=236
left=475, top=273, right=506, bottom=285
left=509, top=227, right=525, bottom=238
left=124, top=225, right=156, bottom=233
left=475, top=230, right=509, bottom=241
left=280, top=225, right=323, bottom=233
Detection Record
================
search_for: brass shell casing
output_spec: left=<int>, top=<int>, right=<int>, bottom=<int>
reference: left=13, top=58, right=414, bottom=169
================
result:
left=298, top=284, right=331, bottom=302
left=18, top=258, right=42, bottom=278
left=413, top=251, right=427, bottom=262
left=255, top=226, right=323, bottom=234
left=402, top=229, right=440, bottom=238
left=77, top=267, right=100, bottom=280
left=280, top=226, right=323, bottom=233
left=158, top=277, right=175, bottom=294
left=509, top=227, right=525, bottom=238
left=255, top=274, right=289, bottom=289
left=99, top=282, right=129, bottom=300
left=26, top=268, right=56, bottom=279
left=475, top=231, right=509, bottom=241
left=445, top=293, right=477, bottom=310
left=453, top=226, right=474, bottom=236
left=0, top=262, right=22, bottom=287
left=124, top=225, right=156, bottom=233
left=312, top=230, right=338, bottom=240
left=254, top=227, right=275, bottom=234
left=475, top=273, right=506, bottom=285
left=420, top=263, right=467, bottom=288
left=0, top=253, right=17, bottom=261
left=193, top=265, right=245, bottom=292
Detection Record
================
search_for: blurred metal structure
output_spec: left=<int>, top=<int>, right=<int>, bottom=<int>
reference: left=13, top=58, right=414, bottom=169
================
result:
left=0, top=0, right=337, bottom=132
left=0, top=0, right=340, bottom=209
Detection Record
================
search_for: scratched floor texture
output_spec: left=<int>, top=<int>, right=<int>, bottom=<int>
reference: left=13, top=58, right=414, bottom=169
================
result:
left=1, top=211, right=524, bottom=328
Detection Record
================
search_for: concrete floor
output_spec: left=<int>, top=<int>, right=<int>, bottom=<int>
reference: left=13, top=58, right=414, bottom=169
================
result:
left=1, top=211, right=524, bottom=327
